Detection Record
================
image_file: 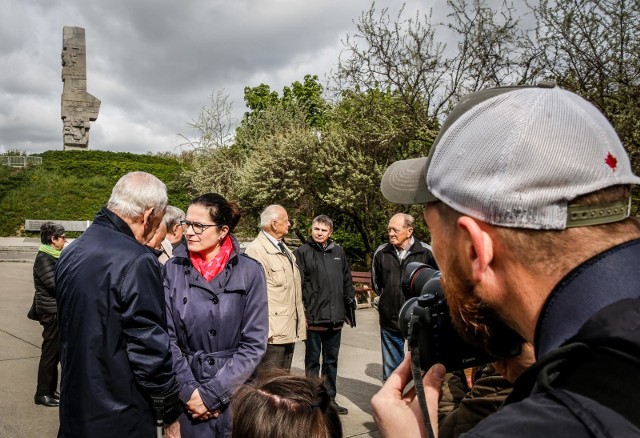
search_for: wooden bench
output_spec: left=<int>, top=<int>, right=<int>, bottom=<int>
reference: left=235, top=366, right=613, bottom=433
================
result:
left=352, top=271, right=374, bottom=309
left=25, top=219, right=92, bottom=232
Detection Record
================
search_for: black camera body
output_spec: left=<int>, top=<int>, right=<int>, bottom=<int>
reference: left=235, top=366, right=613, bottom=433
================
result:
left=399, top=262, right=520, bottom=371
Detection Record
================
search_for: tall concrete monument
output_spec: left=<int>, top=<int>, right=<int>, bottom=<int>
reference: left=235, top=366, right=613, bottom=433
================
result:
left=61, top=26, right=100, bottom=150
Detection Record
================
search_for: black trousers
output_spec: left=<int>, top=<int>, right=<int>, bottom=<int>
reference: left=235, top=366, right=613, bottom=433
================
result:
left=36, top=313, right=59, bottom=396
left=257, top=343, right=296, bottom=374
left=304, top=328, right=342, bottom=400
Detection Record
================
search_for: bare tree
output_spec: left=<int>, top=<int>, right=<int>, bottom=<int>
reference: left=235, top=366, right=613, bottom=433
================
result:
left=178, top=90, right=236, bottom=152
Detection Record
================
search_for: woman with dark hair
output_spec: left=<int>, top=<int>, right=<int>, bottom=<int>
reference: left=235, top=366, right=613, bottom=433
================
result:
left=232, top=371, right=343, bottom=438
left=33, top=221, right=66, bottom=407
left=164, top=193, right=268, bottom=437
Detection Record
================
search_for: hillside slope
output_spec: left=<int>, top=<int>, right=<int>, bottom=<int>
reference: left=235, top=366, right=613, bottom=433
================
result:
left=0, top=150, right=191, bottom=236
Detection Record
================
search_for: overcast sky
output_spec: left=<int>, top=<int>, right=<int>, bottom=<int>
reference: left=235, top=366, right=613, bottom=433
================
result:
left=0, top=0, right=434, bottom=155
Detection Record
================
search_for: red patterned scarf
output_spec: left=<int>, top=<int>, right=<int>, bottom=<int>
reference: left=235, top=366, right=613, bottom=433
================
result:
left=189, top=236, right=233, bottom=282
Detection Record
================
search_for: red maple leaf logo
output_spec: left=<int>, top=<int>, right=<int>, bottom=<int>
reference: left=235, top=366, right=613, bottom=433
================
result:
left=604, top=152, right=618, bottom=171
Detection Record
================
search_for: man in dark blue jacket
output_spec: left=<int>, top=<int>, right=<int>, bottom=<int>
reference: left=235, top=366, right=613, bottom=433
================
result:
left=56, top=171, right=182, bottom=438
left=372, top=83, right=640, bottom=436
left=295, top=215, right=355, bottom=415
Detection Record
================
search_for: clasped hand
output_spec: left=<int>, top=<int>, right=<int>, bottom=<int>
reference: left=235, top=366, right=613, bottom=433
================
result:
left=187, top=388, right=220, bottom=421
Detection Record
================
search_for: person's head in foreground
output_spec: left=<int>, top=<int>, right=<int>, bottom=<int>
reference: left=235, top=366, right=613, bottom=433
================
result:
left=232, top=371, right=343, bottom=438
left=381, top=80, right=640, bottom=356
left=374, top=81, right=640, bottom=436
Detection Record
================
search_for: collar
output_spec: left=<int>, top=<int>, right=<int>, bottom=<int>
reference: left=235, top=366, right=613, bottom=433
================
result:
left=262, top=230, right=281, bottom=250
left=534, top=238, right=640, bottom=359
left=394, top=236, right=415, bottom=256
left=93, top=207, right=137, bottom=240
left=309, top=238, right=334, bottom=252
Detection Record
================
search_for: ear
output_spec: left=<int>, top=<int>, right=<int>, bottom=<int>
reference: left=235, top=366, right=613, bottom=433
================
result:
left=142, top=207, right=155, bottom=227
left=456, top=216, right=494, bottom=284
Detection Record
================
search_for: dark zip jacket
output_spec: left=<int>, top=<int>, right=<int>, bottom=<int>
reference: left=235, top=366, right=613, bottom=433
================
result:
left=33, top=250, right=58, bottom=315
left=463, top=239, right=640, bottom=437
left=372, top=239, right=438, bottom=331
left=295, top=239, right=355, bottom=326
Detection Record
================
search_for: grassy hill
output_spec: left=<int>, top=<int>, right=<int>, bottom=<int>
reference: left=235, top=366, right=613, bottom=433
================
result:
left=0, top=150, right=191, bottom=237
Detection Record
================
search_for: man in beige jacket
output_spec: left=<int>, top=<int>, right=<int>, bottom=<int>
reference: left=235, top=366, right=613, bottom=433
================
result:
left=245, top=204, right=306, bottom=372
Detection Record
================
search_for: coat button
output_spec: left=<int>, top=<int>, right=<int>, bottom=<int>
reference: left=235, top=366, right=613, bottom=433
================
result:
left=208, top=358, right=215, bottom=365
left=211, top=296, right=219, bottom=304
left=209, top=329, right=217, bottom=336
left=183, top=297, right=187, bottom=304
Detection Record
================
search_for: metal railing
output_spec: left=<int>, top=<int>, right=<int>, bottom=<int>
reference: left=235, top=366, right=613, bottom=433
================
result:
left=1, top=156, right=43, bottom=167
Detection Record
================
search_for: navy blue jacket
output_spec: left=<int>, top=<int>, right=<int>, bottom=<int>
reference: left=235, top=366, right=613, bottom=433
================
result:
left=56, top=207, right=180, bottom=438
left=164, top=236, right=268, bottom=437
left=463, top=239, right=640, bottom=437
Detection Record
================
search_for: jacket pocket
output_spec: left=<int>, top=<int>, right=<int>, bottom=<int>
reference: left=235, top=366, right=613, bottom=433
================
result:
left=267, top=265, right=286, bottom=288
left=269, top=304, right=293, bottom=342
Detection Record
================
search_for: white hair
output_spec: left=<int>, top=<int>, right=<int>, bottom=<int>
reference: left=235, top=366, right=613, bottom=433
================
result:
left=163, top=205, right=185, bottom=228
left=260, top=204, right=284, bottom=229
left=107, top=172, right=168, bottom=219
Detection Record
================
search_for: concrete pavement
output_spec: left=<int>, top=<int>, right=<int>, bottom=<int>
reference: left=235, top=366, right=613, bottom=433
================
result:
left=0, top=238, right=383, bottom=437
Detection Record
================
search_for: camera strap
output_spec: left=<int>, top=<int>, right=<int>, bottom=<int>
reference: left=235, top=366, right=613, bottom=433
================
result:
left=408, top=313, right=436, bottom=438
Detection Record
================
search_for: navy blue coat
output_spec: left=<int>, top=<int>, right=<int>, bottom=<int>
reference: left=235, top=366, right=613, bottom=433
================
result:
left=164, top=236, right=268, bottom=437
left=56, top=207, right=179, bottom=438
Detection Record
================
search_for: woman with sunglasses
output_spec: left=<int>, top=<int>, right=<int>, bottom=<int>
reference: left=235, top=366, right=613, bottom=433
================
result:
left=163, top=193, right=268, bottom=437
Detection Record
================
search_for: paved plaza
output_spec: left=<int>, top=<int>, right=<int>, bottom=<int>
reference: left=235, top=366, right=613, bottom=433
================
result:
left=0, top=238, right=383, bottom=437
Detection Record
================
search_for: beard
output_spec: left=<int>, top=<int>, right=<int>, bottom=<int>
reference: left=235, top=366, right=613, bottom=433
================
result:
left=441, top=257, right=523, bottom=358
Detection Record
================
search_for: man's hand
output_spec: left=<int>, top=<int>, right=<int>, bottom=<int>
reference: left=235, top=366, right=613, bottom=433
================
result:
left=164, top=420, right=180, bottom=438
left=371, top=354, right=446, bottom=437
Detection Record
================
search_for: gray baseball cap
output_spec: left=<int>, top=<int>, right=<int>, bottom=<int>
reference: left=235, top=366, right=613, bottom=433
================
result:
left=381, top=82, right=640, bottom=230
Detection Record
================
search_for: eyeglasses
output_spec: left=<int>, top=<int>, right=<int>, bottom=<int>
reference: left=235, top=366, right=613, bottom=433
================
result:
left=179, top=220, right=222, bottom=235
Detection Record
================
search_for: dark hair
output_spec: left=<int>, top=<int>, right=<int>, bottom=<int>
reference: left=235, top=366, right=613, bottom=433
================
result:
left=189, top=193, right=241, bottom=232
left=40, top=222, right=65, bottom=245
left=313, top=215, right=333, bottom=231
left=232, top=371, right=343, bottom=438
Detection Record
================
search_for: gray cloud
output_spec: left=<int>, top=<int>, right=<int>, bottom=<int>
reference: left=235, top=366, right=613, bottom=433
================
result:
left=0, top=0, right=427, bottom=154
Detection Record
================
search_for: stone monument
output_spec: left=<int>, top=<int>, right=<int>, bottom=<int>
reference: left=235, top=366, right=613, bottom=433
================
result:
left=61, top=26, right=100, bottom=150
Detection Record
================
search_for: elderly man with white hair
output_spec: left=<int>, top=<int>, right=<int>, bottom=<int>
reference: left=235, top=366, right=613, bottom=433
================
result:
left=245, top=204, right=306, bottom=373
left=56, top=171, right=182, bottom=438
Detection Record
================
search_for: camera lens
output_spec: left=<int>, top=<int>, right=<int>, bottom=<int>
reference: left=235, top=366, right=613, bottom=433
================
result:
left=402, top=262, right=440, bottom=299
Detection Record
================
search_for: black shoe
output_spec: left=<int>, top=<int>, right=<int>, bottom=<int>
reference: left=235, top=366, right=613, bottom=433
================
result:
left=34, top=395, right=59, bottom=407
left=53, top=391, right=60, bottom=400
left=330, top=400, right=348, bottom=415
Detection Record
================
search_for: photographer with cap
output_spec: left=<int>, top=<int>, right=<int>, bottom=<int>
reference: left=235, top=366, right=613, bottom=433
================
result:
left=371, top=82, right=640, bottom=437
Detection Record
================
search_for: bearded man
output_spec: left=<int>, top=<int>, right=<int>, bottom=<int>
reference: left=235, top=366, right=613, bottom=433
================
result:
left=372, top=82, right=640, bottom=437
